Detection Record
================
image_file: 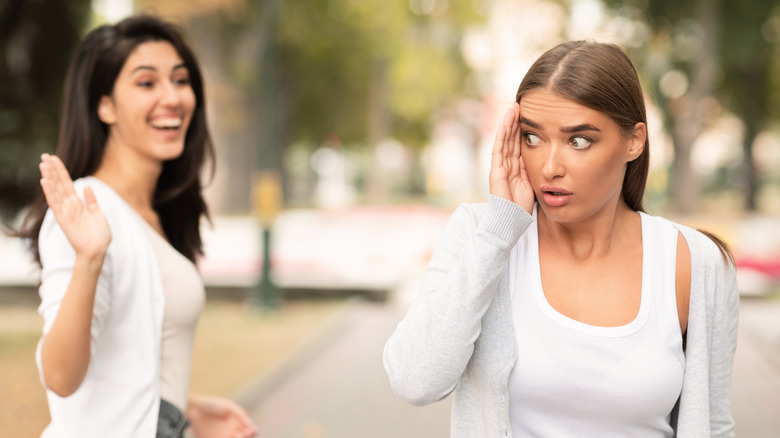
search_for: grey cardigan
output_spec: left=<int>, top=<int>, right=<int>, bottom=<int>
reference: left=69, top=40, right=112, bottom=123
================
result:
left=384, top=195, right=738, bottom=437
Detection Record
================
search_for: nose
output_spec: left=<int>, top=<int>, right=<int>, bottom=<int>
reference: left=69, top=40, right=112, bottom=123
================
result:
left=160, top=80, right=183, bottom=107
left=541, top=143, right=565, bottom=180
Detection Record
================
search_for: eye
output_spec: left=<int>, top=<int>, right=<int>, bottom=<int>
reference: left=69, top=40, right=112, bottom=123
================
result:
left=173, top=76, right=191, bottom=86
left=570, top=136, right=592, bottom=149
left=136, top=81, right=154, bottom=88
left=523, top=132, right=541, bottom=146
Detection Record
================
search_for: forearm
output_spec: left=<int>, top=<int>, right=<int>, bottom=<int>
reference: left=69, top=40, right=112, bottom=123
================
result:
left=384, top=197, right=531, bottom=404
left=40, top=253, right=105, bottom=397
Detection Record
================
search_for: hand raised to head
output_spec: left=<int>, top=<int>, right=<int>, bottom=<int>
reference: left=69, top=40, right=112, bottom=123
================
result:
left=488, top=102, right=535, bottom=214
left=39, top=154, right=111, bottom=261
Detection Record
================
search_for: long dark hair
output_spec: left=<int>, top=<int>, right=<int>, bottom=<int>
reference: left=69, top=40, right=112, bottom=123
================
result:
left=17, top=14, right=214, bottom=263
left=515, top=40, right=649, bottom=212
left=515, top=40, right=732, bottom=263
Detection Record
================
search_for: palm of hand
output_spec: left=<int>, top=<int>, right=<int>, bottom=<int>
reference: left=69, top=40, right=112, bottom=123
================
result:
left=39, top=154, right=111, bottom=258
left=489, top=103, right=535, bottom=213
left=189, top=413, right=247, bottom=438
left=187, top=395, right=257, bottom=438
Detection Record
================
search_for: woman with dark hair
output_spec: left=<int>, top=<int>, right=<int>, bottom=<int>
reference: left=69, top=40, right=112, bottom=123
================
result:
left=17, top=15, right=257, bottom=438
left=384, top=41, right=738, bottom=437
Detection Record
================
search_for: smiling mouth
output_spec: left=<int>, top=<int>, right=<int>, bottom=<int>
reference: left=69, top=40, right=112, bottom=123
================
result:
left=150, top=117, right=183, bottom=130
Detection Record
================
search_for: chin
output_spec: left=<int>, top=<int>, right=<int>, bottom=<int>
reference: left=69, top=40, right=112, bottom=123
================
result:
left=537, top=203, right=584, bottom=224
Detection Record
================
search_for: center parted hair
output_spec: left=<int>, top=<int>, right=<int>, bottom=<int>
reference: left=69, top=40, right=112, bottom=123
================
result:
left=19, top=14, right=214, bottom=263
left=515, top=40, right=649, bottom=212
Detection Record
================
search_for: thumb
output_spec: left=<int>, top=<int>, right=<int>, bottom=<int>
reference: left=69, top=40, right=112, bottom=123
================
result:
left=83, top=187, right=100, bottom=212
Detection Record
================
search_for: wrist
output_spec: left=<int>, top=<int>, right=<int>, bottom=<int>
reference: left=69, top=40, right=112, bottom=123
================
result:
left=73, top=251, right=106, bottom=273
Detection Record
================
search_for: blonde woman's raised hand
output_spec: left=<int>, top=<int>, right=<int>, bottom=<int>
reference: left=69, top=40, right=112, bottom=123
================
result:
left=39, top=154, right=111, bottom=261
left=489, top=103, right=534, bottom=214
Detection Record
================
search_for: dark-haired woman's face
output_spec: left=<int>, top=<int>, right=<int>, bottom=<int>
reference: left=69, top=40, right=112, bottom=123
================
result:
left=97, top=41, right=195, bottom=166
left=519, top=89, right=645, bottom=223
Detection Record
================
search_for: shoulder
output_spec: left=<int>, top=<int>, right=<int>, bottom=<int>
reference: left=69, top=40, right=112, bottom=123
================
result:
left=72, top=177, right=133, bottom=226
left=73, top=177, right=120, bottom=206
left=667, top=220, right=732, bottom=270
left=660, top=217, right=737, bottom=308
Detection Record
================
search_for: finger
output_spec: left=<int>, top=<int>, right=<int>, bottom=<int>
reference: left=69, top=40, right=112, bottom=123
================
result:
left=519, top=155, right=531, bottom=185
left=83, top=186, right=99, bottom=212
left=491, top=105, right=516, bottom=172
left=40, top=177, right=59, bottom=209
left=40, top=162, right=67, bottom=212
left=492, top=106, right=513, bottom=156
left=511, top=101, right=522, bottom=159
left=45, top=155, right=83, bottom=215
left=502, top=104, right=515, bottom=156
left=507, top=101, right=520, bottom=153
left=40, top=155, right=67, bottom=205
left=48, top=155, right=77, bottom=195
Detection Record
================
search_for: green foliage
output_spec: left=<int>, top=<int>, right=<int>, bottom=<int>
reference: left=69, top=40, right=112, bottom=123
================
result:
left=276, top=0, right=483, bottom=149
left=604, top=0, right=780, bottom=211
left=0, top=0, right=92, bottom=220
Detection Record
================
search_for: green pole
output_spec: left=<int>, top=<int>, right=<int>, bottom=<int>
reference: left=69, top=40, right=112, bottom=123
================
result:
left=251, top=0, right=282, bottom=309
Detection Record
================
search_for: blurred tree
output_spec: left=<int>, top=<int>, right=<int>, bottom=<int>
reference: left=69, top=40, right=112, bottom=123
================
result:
left=138, top=0, right=485, bottom=209
left=604, top=0, right=779, bottom=213
left=0, top=0, right=91, bottom=221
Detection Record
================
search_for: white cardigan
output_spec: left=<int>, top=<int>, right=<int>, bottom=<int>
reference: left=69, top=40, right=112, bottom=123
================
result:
left=384, top=195, right=739, bottom=437
left=37, top=177, right=165, bottom=437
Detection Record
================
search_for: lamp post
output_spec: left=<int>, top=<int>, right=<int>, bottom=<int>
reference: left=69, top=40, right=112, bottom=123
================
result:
left=251, top=171, right=282, bottom=309
left=251, top=0, right=283, bottom=309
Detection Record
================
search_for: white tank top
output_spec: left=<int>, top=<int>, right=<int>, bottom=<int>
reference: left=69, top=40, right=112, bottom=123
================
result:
left=143, top=222, right=205, bottom=412
left=508, top=210, right=685, bottom=437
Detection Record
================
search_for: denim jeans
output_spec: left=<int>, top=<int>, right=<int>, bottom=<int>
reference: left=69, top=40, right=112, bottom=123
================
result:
left=157, top=399, right=190, bottom=438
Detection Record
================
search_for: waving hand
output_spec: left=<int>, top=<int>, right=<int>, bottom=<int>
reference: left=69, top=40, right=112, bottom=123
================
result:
left=39, top=153, right=111, bottom=259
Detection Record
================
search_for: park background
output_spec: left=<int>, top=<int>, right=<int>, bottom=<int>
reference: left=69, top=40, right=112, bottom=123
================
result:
left=1, top=0, right=780, bottom=436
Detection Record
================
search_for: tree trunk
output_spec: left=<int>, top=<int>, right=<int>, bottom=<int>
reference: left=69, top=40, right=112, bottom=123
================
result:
left=743, top=123, right=759, bottom=211
left=367, top=57, right=390, bottom=203
left=669, top=0, right=719, bottom=214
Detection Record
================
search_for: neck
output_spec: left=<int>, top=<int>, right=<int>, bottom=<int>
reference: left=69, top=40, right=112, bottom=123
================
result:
left=537, top=198, right=639, bottom=260
left=92, top=140, right=161, bottom=212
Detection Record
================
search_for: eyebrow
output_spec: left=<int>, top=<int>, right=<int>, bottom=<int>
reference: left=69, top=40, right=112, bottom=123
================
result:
left=519, top=117, right=601, bottom=133
left=131, top=63, right=188, bottom=75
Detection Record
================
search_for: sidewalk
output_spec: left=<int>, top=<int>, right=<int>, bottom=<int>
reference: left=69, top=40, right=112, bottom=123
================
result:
left=230, top=292, right=780, bottom=438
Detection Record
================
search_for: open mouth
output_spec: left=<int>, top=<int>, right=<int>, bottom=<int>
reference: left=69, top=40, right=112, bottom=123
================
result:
left=541, top=188, right=572, bottom=206
left=150, top=117, right=183, bottom=130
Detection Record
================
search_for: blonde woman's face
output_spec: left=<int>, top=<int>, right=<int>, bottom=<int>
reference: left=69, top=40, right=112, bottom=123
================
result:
left=518, top=89, right=645, bottom=223
left=98, top=41, right=196, bottom=165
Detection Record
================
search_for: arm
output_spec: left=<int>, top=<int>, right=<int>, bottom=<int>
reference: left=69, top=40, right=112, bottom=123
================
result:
left=186, top=394, right=257, bottom=438
left=383, top=103, right=534, bottom=405
left=37, top=154, right=112, bottom=397
left=708, top=255, right=739, bottom=437
left=675, top=226, right=739, bottom=437
left=383, top=197, right=531, bottom=405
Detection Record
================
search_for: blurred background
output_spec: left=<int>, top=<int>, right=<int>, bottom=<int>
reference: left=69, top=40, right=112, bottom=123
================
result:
left=1, top=0, right=779, bottom=437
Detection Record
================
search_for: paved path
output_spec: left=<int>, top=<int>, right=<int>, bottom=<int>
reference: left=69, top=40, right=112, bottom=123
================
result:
left=244, top=298, right=450, bottom=438
left=242, top=294, right=780, bottom=438
left=732, top=298, right=780, bottom=437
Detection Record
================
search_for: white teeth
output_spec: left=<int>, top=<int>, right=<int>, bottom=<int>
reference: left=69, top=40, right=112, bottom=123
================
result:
left=151, top=118, right=182, bottom=129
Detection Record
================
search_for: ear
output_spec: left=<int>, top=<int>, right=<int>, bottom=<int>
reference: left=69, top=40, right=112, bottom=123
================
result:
left=626, top=122, right=646, bottom=162
left=97, top=95, right=117, bottom=125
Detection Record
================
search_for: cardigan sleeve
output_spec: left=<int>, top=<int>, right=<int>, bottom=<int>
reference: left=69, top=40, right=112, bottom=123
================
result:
left=674, top=225, right=738, bottom=438
left=704, top=241, right=739, bottom=437
left=36, top=184, right=114, bottom=387
left=383, top=195, right=532, bottom=406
